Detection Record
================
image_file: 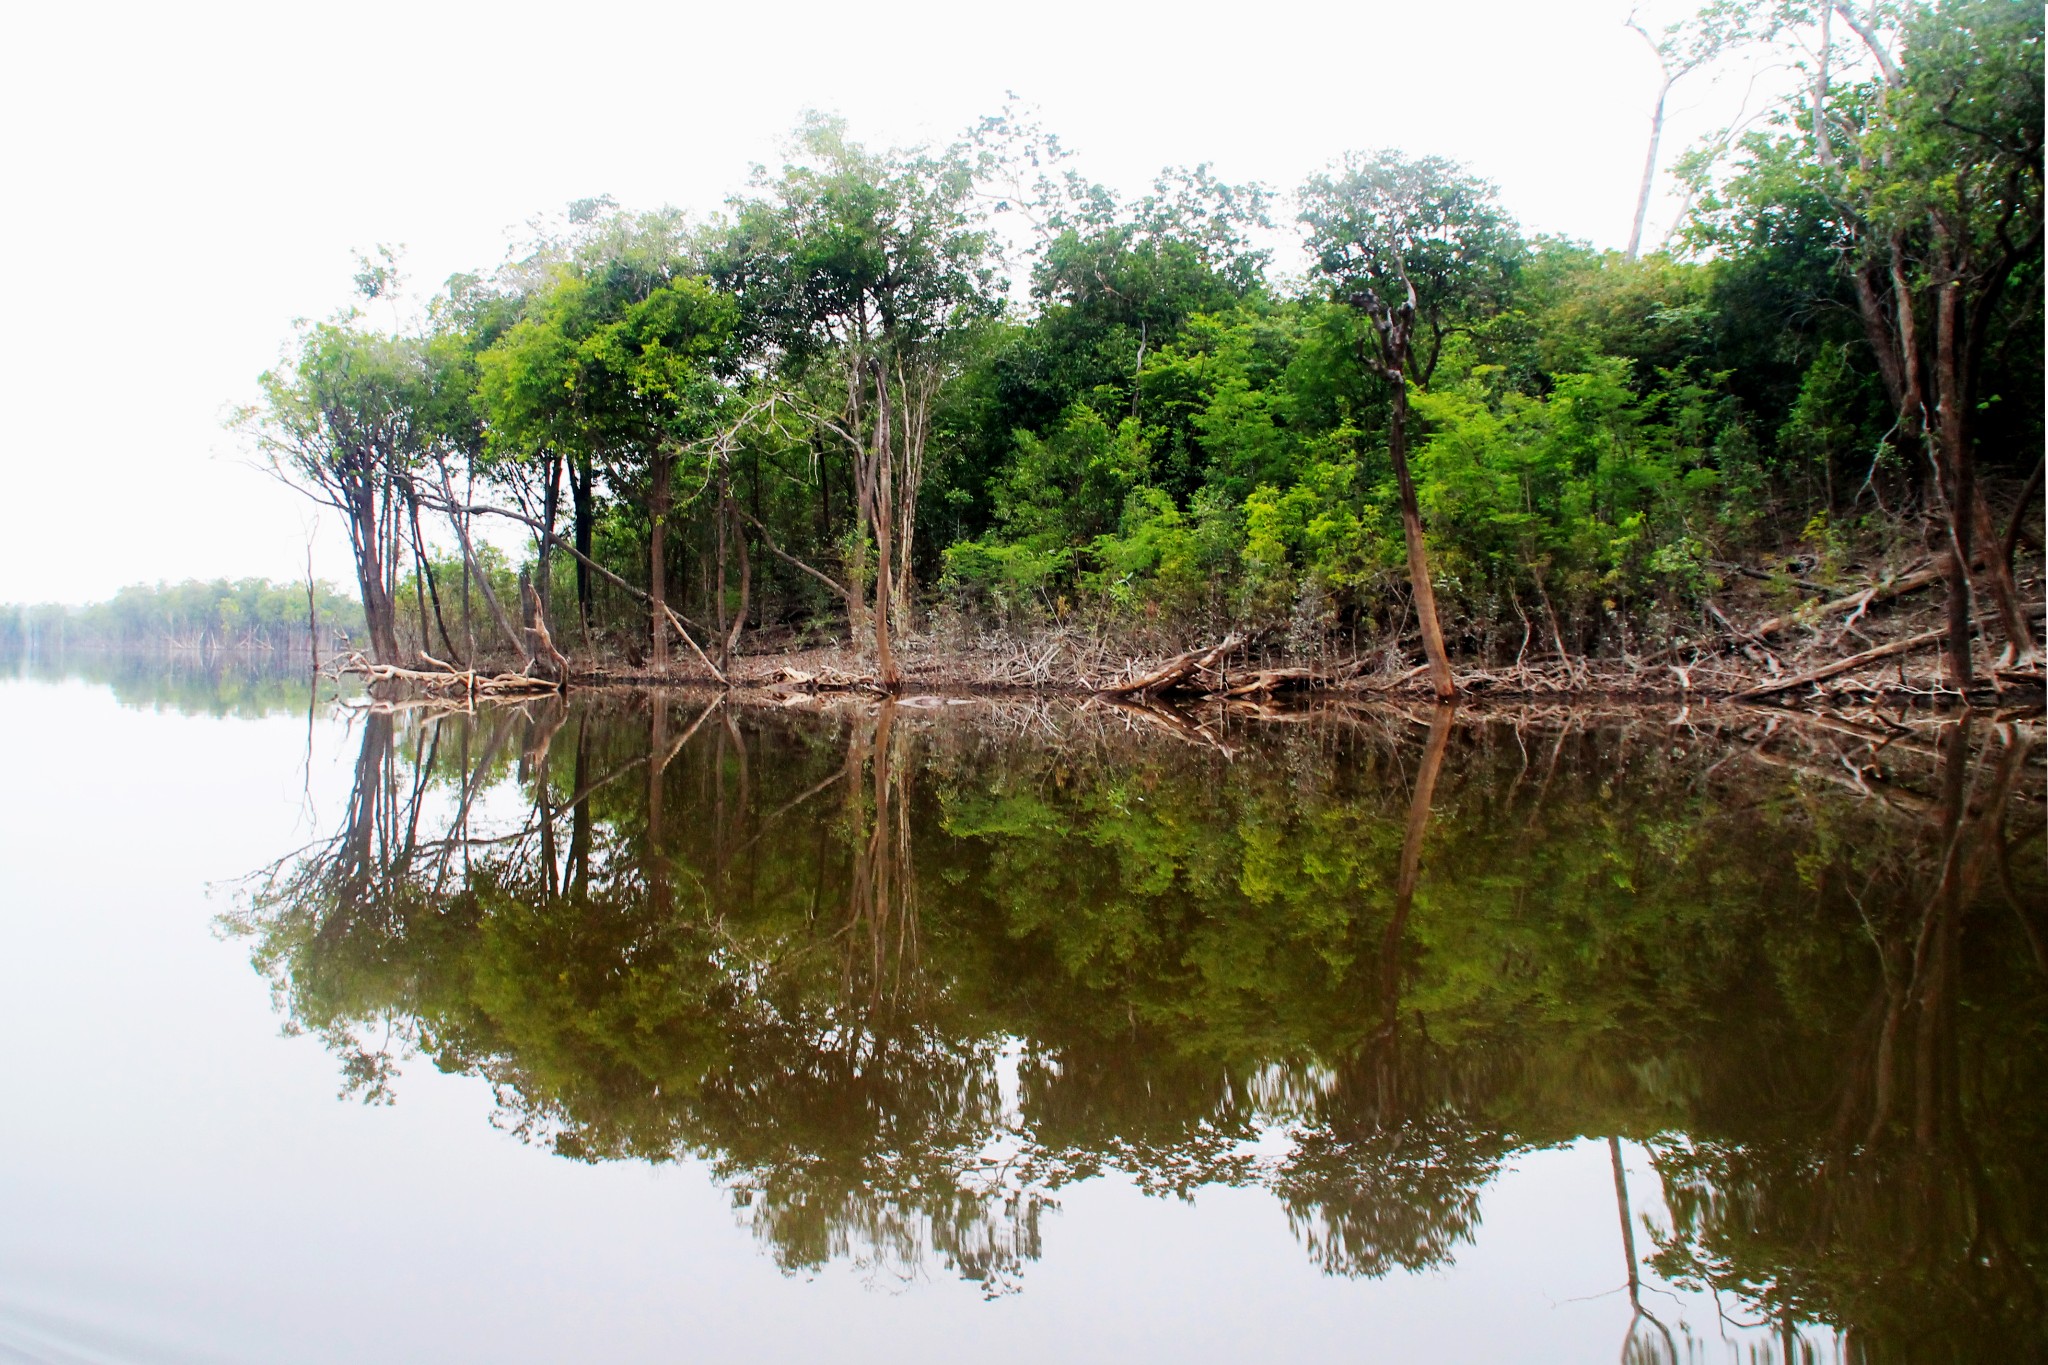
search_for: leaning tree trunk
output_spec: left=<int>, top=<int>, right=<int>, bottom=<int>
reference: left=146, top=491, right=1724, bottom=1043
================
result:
left=1626, top=73, right=1674, bottom=261
left=1387, top=380, right=1456, bottom=701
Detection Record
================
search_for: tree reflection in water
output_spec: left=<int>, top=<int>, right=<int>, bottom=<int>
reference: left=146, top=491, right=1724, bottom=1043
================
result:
left=227, top=695, right=2046, bottom=1350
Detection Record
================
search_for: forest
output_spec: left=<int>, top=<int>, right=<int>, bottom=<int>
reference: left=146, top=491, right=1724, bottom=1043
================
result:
left=235, top=0, right=2043, bottom=701
left=1, top=578, right=364, bottom=659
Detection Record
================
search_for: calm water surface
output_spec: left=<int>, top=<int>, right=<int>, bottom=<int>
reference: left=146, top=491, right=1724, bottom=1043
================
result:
left=1, top=663, right=2041, bottom=1363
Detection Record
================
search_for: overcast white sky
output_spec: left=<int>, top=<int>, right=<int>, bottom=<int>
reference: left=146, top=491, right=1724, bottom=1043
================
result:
left=0, top=0, right=1758, bottom=603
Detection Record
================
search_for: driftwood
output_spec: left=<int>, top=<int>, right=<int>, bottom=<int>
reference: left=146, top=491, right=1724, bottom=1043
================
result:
left=1222, top=666, right=1326, bottom=698
left=1732, top=626, right=1955, bottom=700
left=1097, top=636, right=1245, bottom=697
left=765, top=665, right=885, bottom=694
left=1639, top=560, right=1943, bottom=667
left=341, top=654, right=559, bottom=698
left=1746, top=560, right=1947, bottom=643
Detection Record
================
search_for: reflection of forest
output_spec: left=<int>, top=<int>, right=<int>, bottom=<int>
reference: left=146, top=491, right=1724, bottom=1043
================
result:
left=6, top=649, right=345, bottom=717
left=229, top=694, right=2046, bottom=1353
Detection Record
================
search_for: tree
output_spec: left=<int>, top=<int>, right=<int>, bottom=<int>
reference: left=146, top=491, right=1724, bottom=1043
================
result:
left=716, top=116, right=1000, bottom=687
left=1624, top=3, right=1761, bottom=259
left=1693, top=0, right=2044, bottom=682
left=420, top=286, right=531, bottom=663
left=1299, top=153, right=1523, bottom=699
left=457, top=210, right=740, bottom=674
left=580, top=261, right=740, bottom=673
left=242, top=317, right=430, bottom=664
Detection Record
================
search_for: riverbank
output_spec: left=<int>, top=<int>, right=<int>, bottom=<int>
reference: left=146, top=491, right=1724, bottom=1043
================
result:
left=338, top=545, right=2048, bottom=710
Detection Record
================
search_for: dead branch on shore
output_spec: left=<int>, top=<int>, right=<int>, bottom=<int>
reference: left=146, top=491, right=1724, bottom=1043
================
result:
left=1096, top=636, right=1247, bottom=697
left=763, top=665, right=889, bottom=695
left=1731, top=625, right=1961, bottom=700
left=340, top=653, right=560, bottom=700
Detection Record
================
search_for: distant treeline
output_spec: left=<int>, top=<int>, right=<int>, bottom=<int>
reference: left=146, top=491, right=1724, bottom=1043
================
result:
left=241, top=0, right=2041, bottom=690
left=1, top=578, right=365, bottom=657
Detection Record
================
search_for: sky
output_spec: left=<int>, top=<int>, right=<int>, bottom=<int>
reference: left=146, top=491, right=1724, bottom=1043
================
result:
left=0, top=0, right=1762, bottom=603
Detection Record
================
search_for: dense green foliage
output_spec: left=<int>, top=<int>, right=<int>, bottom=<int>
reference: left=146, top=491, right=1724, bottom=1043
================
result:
left=230, top=697, right=2047, bottom=1354
left=241, top=0, right=2041, bottom=672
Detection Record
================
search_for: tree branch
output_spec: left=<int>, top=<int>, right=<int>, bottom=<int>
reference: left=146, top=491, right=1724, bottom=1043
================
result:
left=1831, top=1, right=1902, bottom=89
left=730, top=503, right=850, bottom=598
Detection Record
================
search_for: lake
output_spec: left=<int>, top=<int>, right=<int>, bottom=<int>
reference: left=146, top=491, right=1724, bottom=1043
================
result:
left=1, top=662, right=2041, bottom=1363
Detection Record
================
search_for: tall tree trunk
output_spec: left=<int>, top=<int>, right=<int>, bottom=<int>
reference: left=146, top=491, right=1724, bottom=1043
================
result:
left=538, top=452, right=563, bottom=625
left=351, top=482, right=401, bottom=664
left=406, top=491, right=459, bottom=664
left=1388, top=381, right=1456, bottom=701
left=305, top=545, right=321, bottom=671
left=867, top=361, right=901, bottom=689
left=1627, top=75, right=1673, bottom=260
left=1932, top=259, right=1977, bottom=690
left=571, top=454, right=594, bottom=637
left=650, top=452, right=672, bottom=675
left=715, top=472, right=730, bottom=669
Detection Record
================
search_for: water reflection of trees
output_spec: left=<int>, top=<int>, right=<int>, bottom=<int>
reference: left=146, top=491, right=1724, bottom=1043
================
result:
left=1648, top=715, right=2045, bottom=1361
left=228, top=695, right=2046, bottom=1346
left=9, top=649, right=345, bottom=716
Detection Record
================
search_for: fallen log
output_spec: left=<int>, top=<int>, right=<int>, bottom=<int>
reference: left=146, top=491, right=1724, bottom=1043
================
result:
left=342, top=655, right=560, bottom=697
left=1644, top=561, right=1947, bottom=665
left=1096, top=635, right=1244, bottom=697
left=1221, top=666, right=1325, bottom=698
left=1731, top=627, right=1952, bottom=700
left=1710, top=559, right=1831, bottom=594
left=764, top=665, right=883, bottom=693
left=1353, top=663, right=1434, bottom=693
left=1747, top=561, right=1945, bottom=643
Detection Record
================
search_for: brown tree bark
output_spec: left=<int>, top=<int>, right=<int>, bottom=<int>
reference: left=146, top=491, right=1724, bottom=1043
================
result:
left=1355, top=284, right=1455, bottom=701
left=864, top=359, right=901, bottom=689
left=649, top=452, right=672, bottom=675
left=1388, top=379, right=1456, bottom=701
left=351, top=499, right=400, bottom=664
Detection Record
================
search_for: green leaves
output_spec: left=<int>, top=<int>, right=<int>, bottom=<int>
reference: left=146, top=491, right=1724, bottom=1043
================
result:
left=1299, top=150, right=1524, bottom=383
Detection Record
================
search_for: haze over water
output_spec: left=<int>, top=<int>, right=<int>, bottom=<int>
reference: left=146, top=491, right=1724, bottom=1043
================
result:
left=1, top=662, right=2040, bottom=1363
